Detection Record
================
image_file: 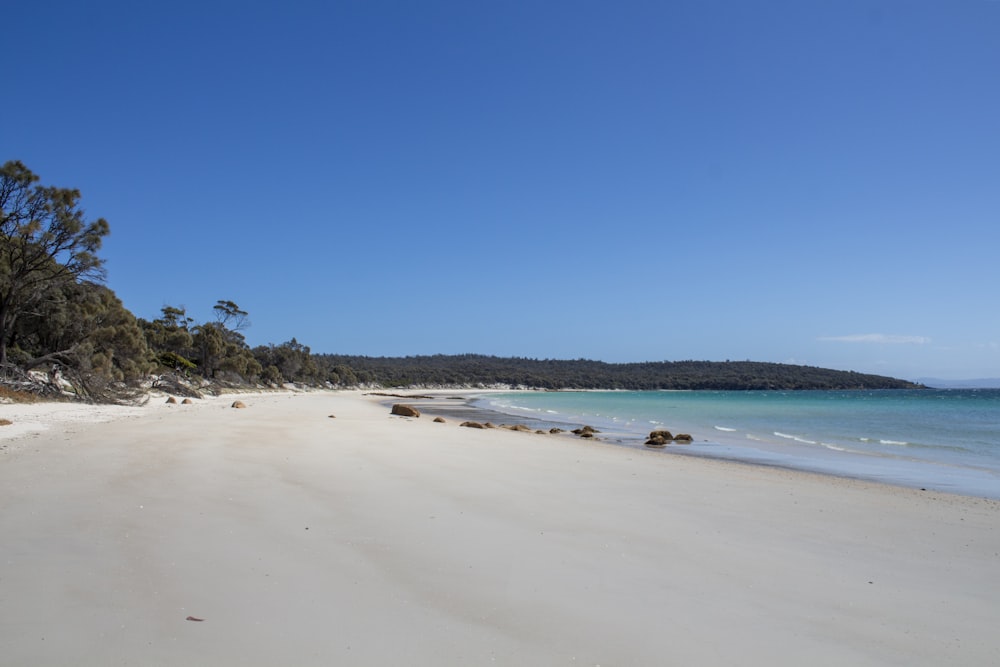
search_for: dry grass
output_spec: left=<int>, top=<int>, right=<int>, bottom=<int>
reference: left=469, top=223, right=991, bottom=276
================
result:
left=0, top=386, right=40, bottom=404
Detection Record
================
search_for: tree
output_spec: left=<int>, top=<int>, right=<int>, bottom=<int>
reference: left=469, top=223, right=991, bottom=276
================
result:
left=250, top=338, right=318, bottom=385
left=13, top=280, right=149, bottom=378
left=213, top=299, right=249, bottom=332
left=158, top=305, right=193, bottom=331
left=193, top=300, right=258, bottom=380
left=70, top=285, right=151, bottom=381
left=140, top=305, right=196, bottom=371
left=0, top=161, right=109, bottom=365
left=192, top=322, right=226, bottom=378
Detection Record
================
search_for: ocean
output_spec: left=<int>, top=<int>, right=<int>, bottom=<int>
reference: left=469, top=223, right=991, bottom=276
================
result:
left=473, top=389, right=1000, bottom=499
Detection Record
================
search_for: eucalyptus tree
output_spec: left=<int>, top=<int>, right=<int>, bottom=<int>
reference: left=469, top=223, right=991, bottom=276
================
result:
left=193, top=300, right=260, bottom=380
left=213, top=299, right=249, bottom=333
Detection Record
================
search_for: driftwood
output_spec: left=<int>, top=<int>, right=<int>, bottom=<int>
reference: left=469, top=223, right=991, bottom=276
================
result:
left=0, top=363, right=62, bottom=399
left=151, top=373, right=205, bottom=399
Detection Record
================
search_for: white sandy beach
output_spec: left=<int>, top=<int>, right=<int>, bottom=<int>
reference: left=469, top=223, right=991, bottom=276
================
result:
left=1, top=390, right=998, bottom=665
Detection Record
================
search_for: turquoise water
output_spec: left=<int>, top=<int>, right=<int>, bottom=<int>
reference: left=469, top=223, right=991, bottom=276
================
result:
left=476, top=390, right=1000, bottom=499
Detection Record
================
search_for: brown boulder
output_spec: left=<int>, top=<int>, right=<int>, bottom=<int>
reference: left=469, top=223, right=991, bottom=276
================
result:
left=433, top=417, right=446, bottom=423
left=645, top=435, right=668, bottom=447
left=165, top=396, right=178, bottom=404
left=182, top=398, right=194, bottom=405
left=572, top=425, right=599, bottom=435
left=460, top=421, right=485, bottom=429
left=648, top=429, right=673, bottom=441
left=673, top=433, right=693, bottom=443
left=391, top=404, right=420, bottom=417
left=231, top=401, right=247, bottom=409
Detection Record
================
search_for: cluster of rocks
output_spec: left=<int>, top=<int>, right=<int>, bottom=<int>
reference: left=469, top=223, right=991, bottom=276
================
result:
left=164, top=396, right=251, bottom=408
left=391, top=403, right=601, bottom=438
left=164, top=396, right=195, bottom=405
left=456, top=420, right=561, bottom=435
left=390, top=404, right=695, bottom=446
left=644, top=430, right=693, bottom=447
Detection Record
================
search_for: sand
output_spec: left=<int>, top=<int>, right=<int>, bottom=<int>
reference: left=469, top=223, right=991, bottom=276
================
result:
left=1, top=390, right=998, bottom=665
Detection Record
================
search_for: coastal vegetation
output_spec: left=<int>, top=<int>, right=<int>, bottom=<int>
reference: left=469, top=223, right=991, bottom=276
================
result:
left=310, top=354, right=919, bottom=391
left=0, top=161, right=921, bottom=401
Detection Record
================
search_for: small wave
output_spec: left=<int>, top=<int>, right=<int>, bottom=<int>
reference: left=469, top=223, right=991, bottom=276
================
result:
left=822, top=443, right=848, bottom=452
left=774, top=432, right=817, bottom=445
left=859, top=437, right=910, bottom=447
left=746, top=434, right=763, bottom=441
left=714, top=426, right=737, bottom=432
left=514, top=407, right=545, bottom=416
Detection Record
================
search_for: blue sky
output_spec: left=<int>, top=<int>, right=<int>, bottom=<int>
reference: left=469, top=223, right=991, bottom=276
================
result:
left=5, top=1, right=999, bottom=381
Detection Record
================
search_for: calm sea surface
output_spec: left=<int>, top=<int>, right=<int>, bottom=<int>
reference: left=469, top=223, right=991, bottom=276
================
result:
left=475, top=390, right=1000, bottom=499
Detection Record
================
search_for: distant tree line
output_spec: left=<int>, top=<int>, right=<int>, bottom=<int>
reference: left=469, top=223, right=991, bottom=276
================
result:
left=0, top=160, right=921, bottom=401
left=312, top=354, right=920, bottom=390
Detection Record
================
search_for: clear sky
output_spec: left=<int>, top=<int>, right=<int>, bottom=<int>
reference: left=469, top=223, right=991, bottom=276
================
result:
left=5, top=1, right=999, bottom=381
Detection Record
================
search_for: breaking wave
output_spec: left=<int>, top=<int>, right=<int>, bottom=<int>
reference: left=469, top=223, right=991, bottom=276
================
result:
left=774, top=431, right=818, bottom=445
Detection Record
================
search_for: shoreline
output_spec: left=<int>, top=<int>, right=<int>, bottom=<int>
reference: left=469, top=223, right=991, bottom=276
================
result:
left=9, top=386, right=991, bottom=501
left=435, top=389, right=1000, bottom=501
left=1, top=389, right=998, bottom=664
left=381, top=388, right=1000, bottom=504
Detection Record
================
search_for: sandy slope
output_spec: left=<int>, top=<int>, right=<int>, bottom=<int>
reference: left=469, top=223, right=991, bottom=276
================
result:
left=1, top=390, right=997, bottom=665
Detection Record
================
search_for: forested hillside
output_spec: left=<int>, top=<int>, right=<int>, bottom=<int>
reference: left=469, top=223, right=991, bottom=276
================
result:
left=0, top=160, right=921, bottom=401
left=314, top=354, right=921, bottom=390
